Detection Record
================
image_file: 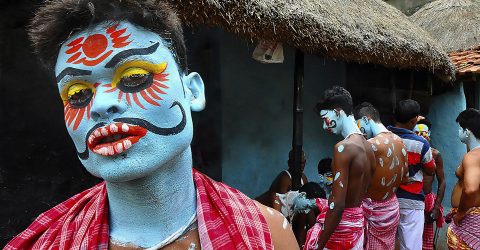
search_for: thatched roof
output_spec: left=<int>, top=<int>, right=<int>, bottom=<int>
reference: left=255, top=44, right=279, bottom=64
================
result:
left=410, top=0, right=480, bottom=53
left=167, top=0, right=455, bottom=81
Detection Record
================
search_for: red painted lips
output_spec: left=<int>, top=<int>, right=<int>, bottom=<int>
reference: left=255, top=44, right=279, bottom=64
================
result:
left=87, top=123, right=147, bottom=156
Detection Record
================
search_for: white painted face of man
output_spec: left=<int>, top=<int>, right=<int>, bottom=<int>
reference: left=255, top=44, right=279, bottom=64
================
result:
left=319, top=109, right=343, bottom=135
left=55, top=21, right=205, bottom=182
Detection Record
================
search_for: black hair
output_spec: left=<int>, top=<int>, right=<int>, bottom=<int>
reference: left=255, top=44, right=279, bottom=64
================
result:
left=417, top=118, right=432, bottom=130
left=353, top=102, right=381, bottom=122
left=299, top=182, right=326, bottom=199
left=317, top=158, right=332, bottom=175
left=314, top=86, right=353, bottom=115
left=394, top=99, right=420, bottom=124
left=456, top=108, right=480, bottom=139
left=29, top=0, right=187, bottom=72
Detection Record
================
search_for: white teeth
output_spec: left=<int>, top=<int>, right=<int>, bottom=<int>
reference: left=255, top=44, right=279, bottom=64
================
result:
left=88, top=136, right=94, bottom=144
left=108, top=146, right=114, bottom=155
left=115, top=143, right=123, bottom=153
left=101, top=128, right=108, bottom=136
left=110, top=124, right=118, bottom=133
left=123, top=139, right=132, bottom=150
left=122, top=124, right=129, bottom=132
left=100, top=147, right=108, bottom=156
left=94, top=130, right=101, bottom=137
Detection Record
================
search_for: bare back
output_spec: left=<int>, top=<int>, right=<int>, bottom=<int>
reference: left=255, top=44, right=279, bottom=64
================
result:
left=366, top=132, right=408, bottom=201
left=333, top=134, right=375, bottom=208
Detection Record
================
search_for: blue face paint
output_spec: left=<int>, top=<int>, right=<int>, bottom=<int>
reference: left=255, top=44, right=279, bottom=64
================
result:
left=320, top=109, right=361, bottom=138
left=55, top=21, right=206, bottom=247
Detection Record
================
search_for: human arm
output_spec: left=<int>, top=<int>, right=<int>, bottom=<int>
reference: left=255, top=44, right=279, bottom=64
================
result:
left=421, top=143, right=435, bottom=176
left=430, top=151, right=446, bottom=222
left=454, top=154, right=480, bottom=225
left=269, top=173, right=291, bottom=212
left=316, top=143, right=349, bottom=249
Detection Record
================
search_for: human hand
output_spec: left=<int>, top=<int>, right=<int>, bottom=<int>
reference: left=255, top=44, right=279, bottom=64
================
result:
left=453, top=212, right=465, bottom=226
left=425, top=207, right=440, bottom=223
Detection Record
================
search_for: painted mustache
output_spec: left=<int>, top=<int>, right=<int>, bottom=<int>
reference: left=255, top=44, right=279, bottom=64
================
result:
left=77, top=101, right=186, bottom=159
left=326, top=119, right=337, bottom=130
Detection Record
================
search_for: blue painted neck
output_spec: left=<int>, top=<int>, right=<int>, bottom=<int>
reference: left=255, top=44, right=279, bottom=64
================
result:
left=467, top=135, right=480, bottom=151
left=340, top=114, right=362, bottom=139
left=106, top=147, right=196, bottom=247
left=370, top=122, right=389, bottom=137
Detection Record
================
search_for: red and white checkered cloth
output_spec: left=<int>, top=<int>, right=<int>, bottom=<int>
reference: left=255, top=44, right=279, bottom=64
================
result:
left=362, top=195, right=400, bottom=250
left=6, top=169, right=273, bottom=250
left=193, top=169, right=273, bottom=250
left=422, top=192, right=444, bottom=250
left=304, top=198, right=364, bottom=250
left=5, top=182, right=109, bottom=250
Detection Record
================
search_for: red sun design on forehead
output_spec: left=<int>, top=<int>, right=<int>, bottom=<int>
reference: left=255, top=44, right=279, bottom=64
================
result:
left=65, top=24, right=131, bottom=66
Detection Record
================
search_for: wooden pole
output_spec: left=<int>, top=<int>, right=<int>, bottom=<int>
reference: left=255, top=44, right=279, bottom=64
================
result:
left=292, top=49, right=304, bottom=191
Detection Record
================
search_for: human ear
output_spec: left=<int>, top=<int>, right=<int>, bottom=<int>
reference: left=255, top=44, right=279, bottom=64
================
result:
left=183, top=72, right=206, bottom=112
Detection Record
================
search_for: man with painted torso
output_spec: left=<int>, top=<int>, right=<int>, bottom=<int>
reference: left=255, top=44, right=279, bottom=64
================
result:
left=256, top=150, right=308, bottom=216
left=6, top=1, right=299, bottom=249
left=388, top=99, right=435, bottom=250
left=353, top=102, right=408, bottom=250
left=301, top=86, right=375, bottom=250
left=413, top=119, right=446, bottom=250
left=447, top=109, right=480, bottom=250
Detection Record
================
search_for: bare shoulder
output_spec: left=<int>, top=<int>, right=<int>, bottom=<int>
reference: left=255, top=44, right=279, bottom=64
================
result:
left=254, top=201, right=300, bottom=250
left=463, top=150, right=480, bottom=167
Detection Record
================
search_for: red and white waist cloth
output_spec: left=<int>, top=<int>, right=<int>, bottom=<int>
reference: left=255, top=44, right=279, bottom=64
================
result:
left=304, top=198, right=364, bottom=250
left=362, top=195, right=400, bottom=250
left=5, top=169, right=273, bottom=250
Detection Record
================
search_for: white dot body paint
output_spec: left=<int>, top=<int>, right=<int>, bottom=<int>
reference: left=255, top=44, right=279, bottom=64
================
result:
left=334, top=172, right=341, bottom=181
left=376, top=139, right=380, bottom=145
left=338, top=145, right=345, bottom=153
left=392, top=187, right=397, bottom=193
left=282, top=217, right=288, bottom=230
left=188, top=242, right=196, bottom=250
left=267, top=207, right=274, bottom=215
left=391, top=143, right=395, bottom=150
left=339, top=181, right=344, bottom=188
left=387, top=148, right=392, bottom=157
left=402, top=148, right=407, bottom=156
left=330, top=202, right=335, bottom=209
left=382, top=192, right=389, bottom=200
left=381, top=177, right=386, bottom=186
left=371, top=144, right=377, bottom=151
left=379, top=158, right=384, bottom=167
left=386, top=174, right=397, bottom=186
left=389, top=160, right=395, bottom=170
left=384, top=139, right=389, bottom=144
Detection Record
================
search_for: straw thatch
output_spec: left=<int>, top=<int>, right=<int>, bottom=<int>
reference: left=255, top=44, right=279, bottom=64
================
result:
left=166, top=0, right=455, bottom=81
left=410, top=0, right=480, bottom=53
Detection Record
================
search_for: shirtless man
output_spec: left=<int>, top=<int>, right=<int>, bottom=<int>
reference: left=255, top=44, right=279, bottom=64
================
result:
left=6, top=1, right=298, bottom=249
left=414, top=119, right=446, bottom=250
left=354, top=102, right=408, bottom=250
left=302, top=86, right=375, bottom=250
left=257, top=150, right=308, bottom=215
left=388, top=99, right=435, bottom=250
left=447, top=108, right=480, bottom=249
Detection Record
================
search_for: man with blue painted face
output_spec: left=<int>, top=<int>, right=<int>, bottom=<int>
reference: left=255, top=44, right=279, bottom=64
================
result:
left=387, top=99, right=435, bottom=250
left=353, top=102, right=408, bottom=250
left=447, top=109, right=480, bottom=249
left=6, top=1, right=299, bottom=249
left=303, top=86, right=375, bottom=250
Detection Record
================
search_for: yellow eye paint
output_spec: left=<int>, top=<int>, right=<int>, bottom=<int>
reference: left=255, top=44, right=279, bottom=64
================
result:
left=111, top=61, right=167, bottom=89
left=60, top=81, right=95, bottom=103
